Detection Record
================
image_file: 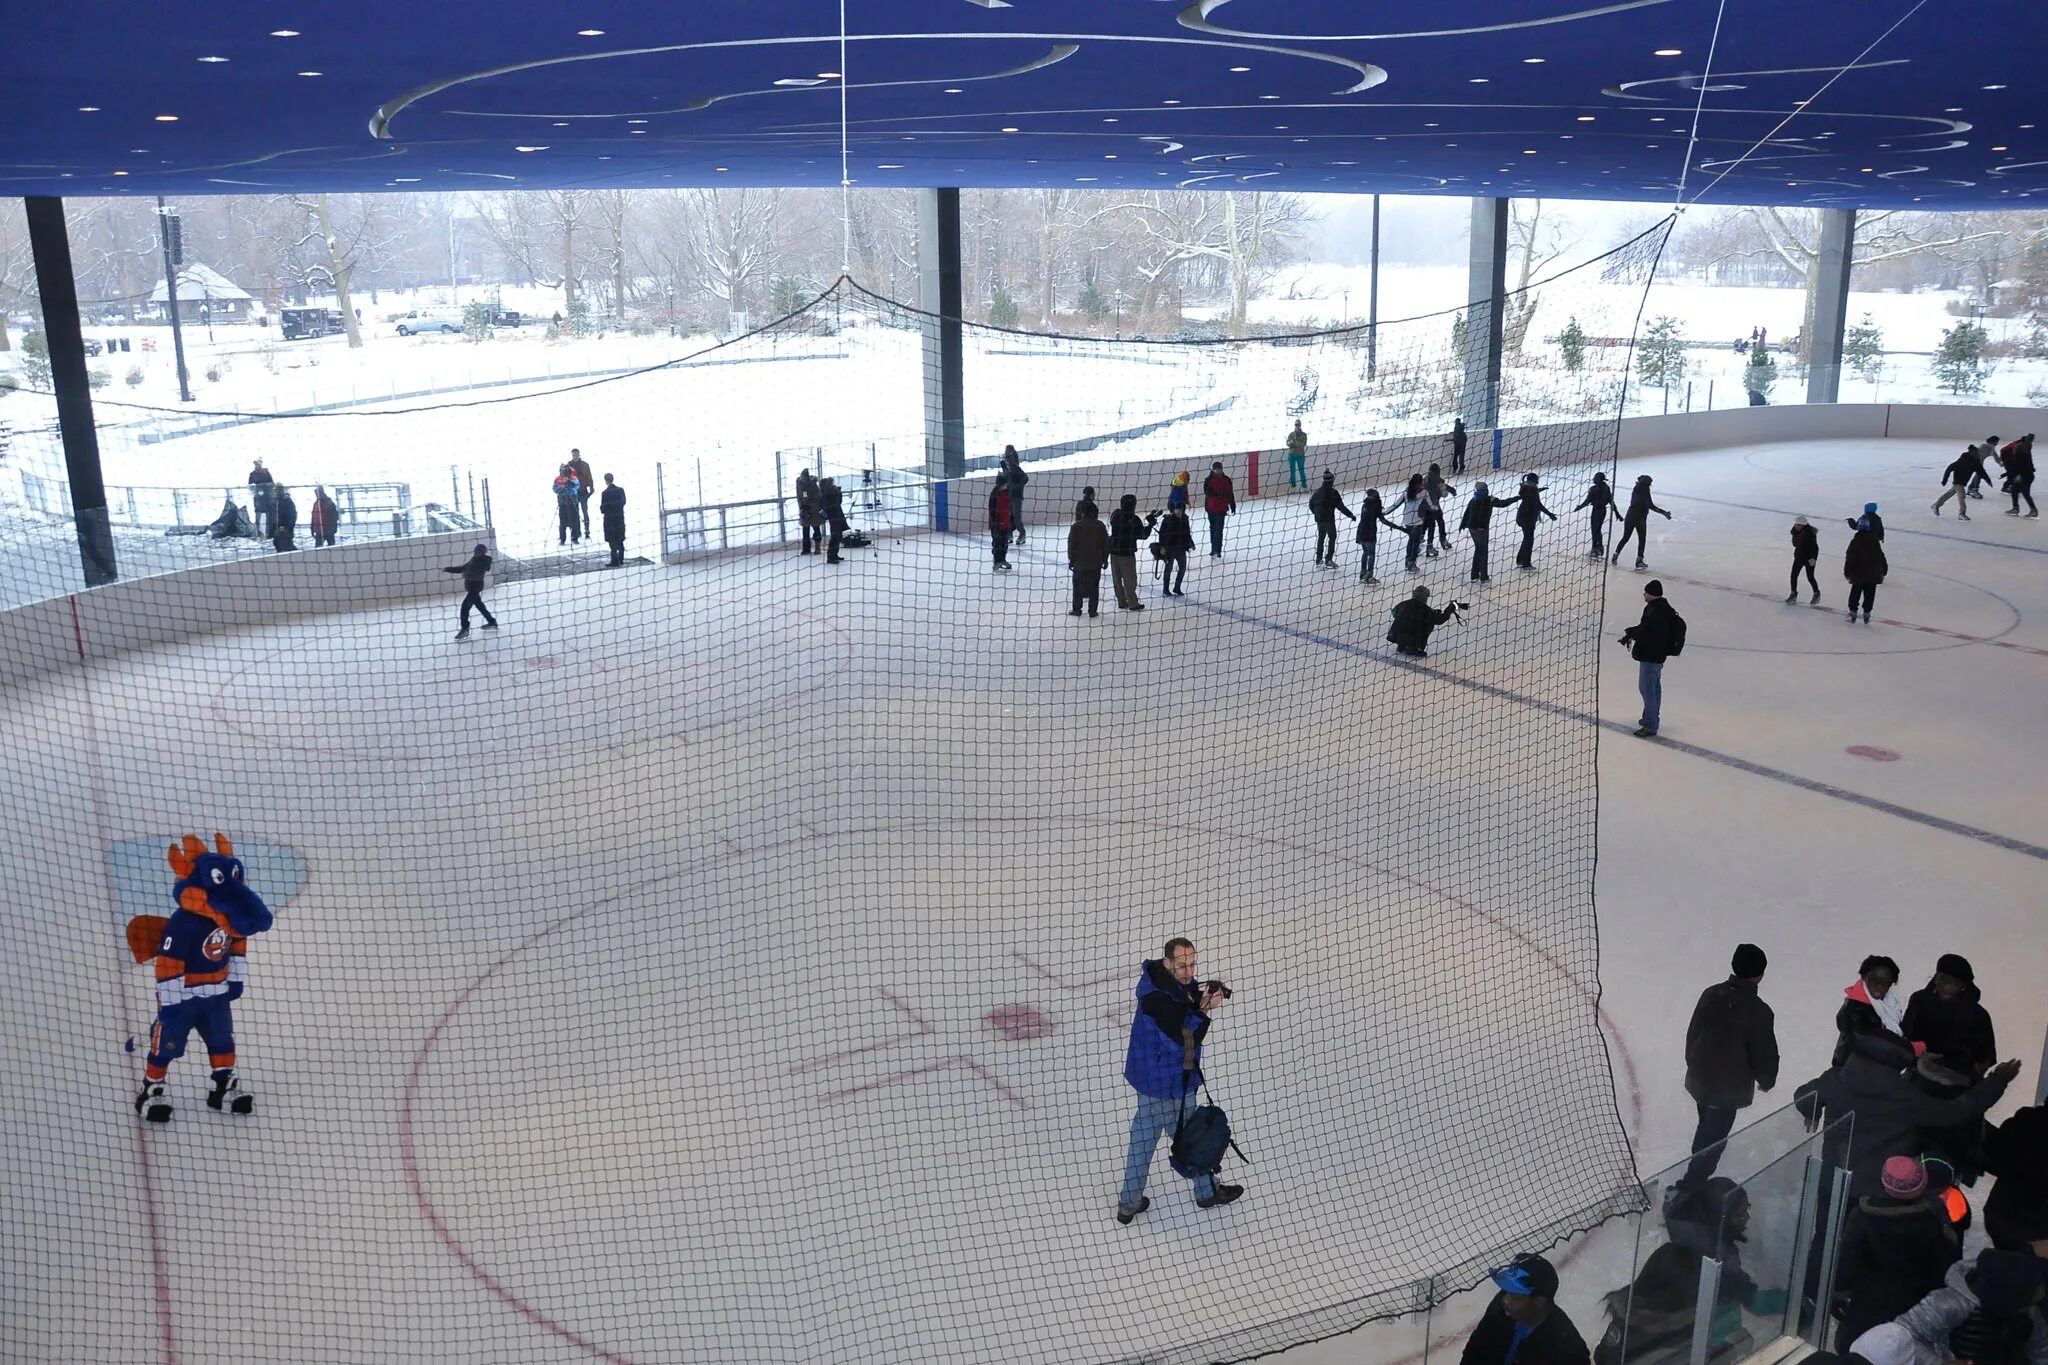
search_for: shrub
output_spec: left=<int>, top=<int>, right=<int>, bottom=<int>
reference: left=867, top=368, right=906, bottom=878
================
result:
left=19, top=333, right=52, bottom=389
left=1558, top=316, right=1586, bottom=373
left=204, top=363, right=223, bottom=383
left=1743, top=339, right=1778, bottom=399
left=1932, top=321, right=1987, bottom=395
left=461, top=301, right=495, bottom=343
left=1844, top=313, right=1885, bottom=383
left=988, top=286, right=1021, bottom=330
left=88, top=367, right=112, bottom=390
left=125, top=365, right=144, bottom=387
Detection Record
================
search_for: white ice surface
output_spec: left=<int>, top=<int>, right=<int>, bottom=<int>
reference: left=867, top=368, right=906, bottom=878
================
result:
left=3, top=434, right=2046, bottom=1364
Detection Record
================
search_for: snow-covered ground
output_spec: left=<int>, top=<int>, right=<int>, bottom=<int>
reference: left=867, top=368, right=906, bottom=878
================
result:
left=4, top=431, right=2045, bottom=1363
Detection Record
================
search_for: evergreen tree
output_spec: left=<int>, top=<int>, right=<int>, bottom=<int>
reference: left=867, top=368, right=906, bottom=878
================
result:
left=1636, top=315, right=1686, bottom=390
left=1843, top=313, right=1884, bottom=383
left=1744, top=338, right=1778, bottom=400
left=1558, top=316, right=1586, bottom=373
left=566, top=294, right=594, bottom=338
left=988, top=285, right=1020, bottom=329
left=1932, top=320, right=1987, bottom=395
left=461, top=300, right=496, bottom=343
left=19, top=333, right=52, bottom=390
left=1077, top=275, right=1110, bottom=320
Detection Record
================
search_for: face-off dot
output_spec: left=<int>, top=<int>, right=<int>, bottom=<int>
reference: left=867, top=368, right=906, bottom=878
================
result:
left=985, top=1004, right=1054, bottom=1041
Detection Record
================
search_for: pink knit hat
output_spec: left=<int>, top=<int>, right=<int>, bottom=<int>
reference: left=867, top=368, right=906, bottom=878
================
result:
left=1880, top=1155, right=1927, bottom=1199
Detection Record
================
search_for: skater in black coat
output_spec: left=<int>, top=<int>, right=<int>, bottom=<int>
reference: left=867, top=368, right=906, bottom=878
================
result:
left=1424, top=463, right=1458, bottom=553
left=1902, top=955, right=1997, bottom=1079
left=1387, top=586, right=1458, bottom=657
left=600, top=475, right=627, bottom=566
left=1307, top=471, right=1355, bottom=566
left=1574, top=473, right=1615, bottom=558
left=1448, top=416, right=1469, bottom=475
left=1461, top=479, right=1518, bottom=583
left=821, top=478, right=848, bottom=563
left=2000, top=434, right=2037, bottom=517
left=444, top=543, right=497, bottom=638
left=269, top=486, right=298, bottom=552
left=1611, top=475, right=1671, bottom=569
left=1355, top=488, right=1401, bottom=584
left=1512, top=475, right=1558, bottom=569
left=1932, top=448, right=1989, bottom=519
left=796, top=468, right=822, bottom=555
left=1156, top=506, right=1194, bottom=596
left=1789, top=517, right=1821, bottom=602
left=1843, top=524, right=1887, bottom=624
left=1794, top=1032, right=2019, bottom=1198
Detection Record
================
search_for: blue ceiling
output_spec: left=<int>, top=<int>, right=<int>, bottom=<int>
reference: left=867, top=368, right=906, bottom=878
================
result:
left=4, top=1, right=2042, bottom=207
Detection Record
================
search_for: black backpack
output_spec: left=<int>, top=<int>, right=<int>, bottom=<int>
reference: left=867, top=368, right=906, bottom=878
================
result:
left=1665, top=609, right=1687, bottom=657
left=1170, top=1101, right=1239, bottom=1179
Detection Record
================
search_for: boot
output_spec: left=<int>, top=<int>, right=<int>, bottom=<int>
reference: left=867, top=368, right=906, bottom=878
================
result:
left=135, top=1080, right=172, bottom=1123
left=207, top=1068, right=254, bottom=1115
left=1116, top=1196, right=1151, bottom=1225
left=1197, top=1184, right=1244, bottom=1209
left=455, top=626, right=471, bottom=640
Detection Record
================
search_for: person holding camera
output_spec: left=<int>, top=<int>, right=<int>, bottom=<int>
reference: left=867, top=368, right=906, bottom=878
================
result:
left=1108, top=494, right=1160, bottom=611
left=1387, top=585, right=1462, bottom=658
left=1308, top=470, right=1356, bottom=566
left=1118, top=937, right=1240, bottom=1224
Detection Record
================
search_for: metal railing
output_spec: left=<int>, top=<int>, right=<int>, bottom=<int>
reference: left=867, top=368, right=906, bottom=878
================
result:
left=658, top=458, right=936, bottom=562
left=18, top=472, right=418, bottom=539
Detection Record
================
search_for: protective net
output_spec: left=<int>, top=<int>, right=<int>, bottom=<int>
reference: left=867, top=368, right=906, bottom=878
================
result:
left=1, top=217, right=1670, bottom=1364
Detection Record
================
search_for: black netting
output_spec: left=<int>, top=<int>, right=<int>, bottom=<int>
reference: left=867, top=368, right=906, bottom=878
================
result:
left=1, top=217, right=1672, bottom=1364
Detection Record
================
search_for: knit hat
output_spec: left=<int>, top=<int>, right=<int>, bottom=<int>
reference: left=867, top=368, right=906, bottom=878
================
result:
left=1173, top=472, right=1189, bottom=486
left=1731, top=942, right=1767, bottom=977
left=1211, top=461, right=1224, bottom=471
left=1880, top=1156, right=1927, bottom=1199
left=1864, top=502, right=1879, bottom=514
left=1935, top=952, right=1974, bottom=983
left=1321, top=470, right=1335, bottom=482
left=1645, top=579, right=1665, bottom=597
left=474, top=543, right=488, bottom=554
left=1794, top=516, right=1809, bottom=527
left=1414, top=585, right=1431, bottom=600
left=1849, top=1324, right=1918, bottom=1365
left=1637, top=474, right=1653, bottom=484
left=1120, top=493, right=1138, bottom=509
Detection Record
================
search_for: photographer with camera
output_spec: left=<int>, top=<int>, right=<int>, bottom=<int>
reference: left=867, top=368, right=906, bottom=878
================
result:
left=1108, top=494, right=1161, bottom=612
left=1387, top=585, right=1464, bottom=658
left=1118, top=937, right=1240, bottom=1224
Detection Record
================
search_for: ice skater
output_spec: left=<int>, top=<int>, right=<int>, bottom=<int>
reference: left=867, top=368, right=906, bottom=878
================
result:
left=1108, top=494, right=1159, bottom=610
left=2000, top=434, right=2036, bottom=517
left=1284, top=420, right=1309, bottom=488
left=821, top=477, right=847, bottom=563
left=1788, top=516, right=1820, bottom=603
left=1512, top=474, right=1558, bottom=569
left=1116, top=937, right=1239, bottom=1223
left=1395, top=474, right=1429, bottom=573
left=1676, top=944, right=1778, bottom=1195
left=1573, top=472, right=1615, bottom=558
left=1424, top=463, right=1457, bottom=556
left=1001, top=446, right=1030, bottom=545
left=1844, top=519, right=1887, bottom=624
left=445, top=542, right=498, bottom=638
left=987, top=478, right=1015, bottom=572
left=1447, top=416, right=1469, bottom=475
left=1932, top=447, right=1989, bottom=520
left=130, top=833, right=276, bottom=1123
left=1202, top=462, right=1236, bottom=557
left=1617, top=579, right=1684, bottom=737
left=1968, top=436, right=2001, bottom=499
left=1846, top=502, right=1885, bottom=540
left=1611, top=475, right=1671, bottom=570
left=600, top=474, right=627, bottom=566
left=796, top=467, right=822, bottom=555
left=1156, top=502, right=1193, bottom=597
left=1355, top=487, right=1400, bottom=584
left=1067, top=501, right=1109, bottom=616
left=1461, top=479, right=1517, bottom=583
left=1308, top=471, right=1355, bottom=566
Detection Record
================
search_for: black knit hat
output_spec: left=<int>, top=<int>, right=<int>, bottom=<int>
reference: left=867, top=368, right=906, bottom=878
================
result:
left=1732, top=943, right=1768, bottom=977
left=1935, top=953, right=1974, bottom=983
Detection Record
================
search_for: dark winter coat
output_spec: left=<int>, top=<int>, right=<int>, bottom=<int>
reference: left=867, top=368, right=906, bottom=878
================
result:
left=1124, top=958, right=1212, bottom=1098
left=1426, top=471, right=1457, bottom=502
left=1941, top=452, right=1989, bottom=487
left=1623, top=483, right=1668, bottom=524
left=1514, top=486, right=1556, bottom=527
left=1623, top=597, right=1684, bottom=665
left=1156, top=509, right=1194, bottom=555
left=987, top=485, right=1014, bottom=534
left=1575, top=481, right=1614, bottom=515
left=1833, top=1195, right=1962, bottom=1350
left=1356, top=491, right=1397, bottom=544
left=2001, top=438, right=2035, bottom=479
left=1794, top=1033, right=2014, bottom=1197
left=1684, top=976, right=1779, bottom=1110
left=269, top=489, right=297, bottom=548
left=1982, top=1105, right=2048, bottom=1250
left=1847, top=512, right=1887, bottom=541
left=796, top=473, right=821, bottom=526
left=1002, top=459, right=1029, bottom=497
left=1107, top=506, right=1158, bottom=555
left=1203, top=471, right=1236, bottom=516
left=1843, top=530, right=1887, bottom=587
left=1461, top=494, right=1516, bottom=532
left=446, top=549, right=492, bottom=592
left=567, top=457, right=595, bottom=500
left=309, top=492, right=338, bottom=542
left=1461, top=1295, right=1590, bottom=1365
left=821, top=483, right=848, bottom=532
left=600, top=483, right=626, bottom=538
left=1308, top=484, right=1355, bottom=523
left=1792, top=524, right=1820, bottom=561
left=1832, top=979, right=1903, bottom=1067
left=1903, top=982, right=1996, bottom=1076
left=248, top=466, right=274, bottom=512
left=1387, top=598, right=1454, bottom=651
left=1067, top=517, right=1110, bottom=573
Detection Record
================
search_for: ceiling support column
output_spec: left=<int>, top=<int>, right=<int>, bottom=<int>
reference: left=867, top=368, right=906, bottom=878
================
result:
left=25, top=196, right=118, bottom=588
left=918, top=187, right=965, bottom=482
left=1462, top=197, right=1508, bottom=439
left=1805, top=208, right=1857, bottom=405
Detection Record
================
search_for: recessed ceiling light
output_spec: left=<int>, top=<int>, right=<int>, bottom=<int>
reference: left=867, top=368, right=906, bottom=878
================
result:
left=1076, top=176, right=1097, bottom=182
left=1258, top=94, right=1279, bottom=100
left=79, top=105, right=100, bottom=113
left=271, top=29, right=299, bottom=37
left=129, top=147, right=147, bottom=153
left=1982, top=84, right=2006, bottom=90
left=578, top=29, right=605, bottom=36
left=943, top=87, right=962, bottom=94
left=197, top=56, right=229, bottom=63
left=155, top=114, right=178, bottom=122
left=878, top=163, right=903, bottom=169
left=774, top=78, right=825, bottom=87
left=1944, top=107, right=1963, bottom=113
left=630, top=129, right=646, bottom=135
left=1469, top=77, right=1489, bottom=84
left=817, top=71, right=841, bottom=79
left=1992, top=145, right=2009, bottom=151
left=1105, top=154, right=1117, bottom=159
left=298, top=71, right=322, bottom=77
left=1561, top=134, right=1574, bottom=140
left=514, top=145, right=548, bottom=152
left=1860, top=166, right=1874, bottom=172
left=1522, top=148, right=1536, bottom=154
left=1162, top=99, right=1180, bottom=105
left=553, top=121, right=569, bottom=127
left=1103, top=117, right=1118, bottom=123
left=1445, top=142, right=1458, bottom=147
left=1274, top=125, right=1288, bottom=130
left=1646, top=144, right=1659, bottom=149
left=1577, top=115, right=1596, bottom=122
left=1424, top=121, right=1438, bottom=128
left=1292, top=138, right=1308, bottom=143
left=113, top=170, right=129, bottom=177
left=1523, top=57, right=1546, bottom=64
left=1655, top=48, right=1683, bottom=56
left=627, top=118, right=648, bottom=124
left=394, top=177, right=421, bottom=183
left=1230, top=66, right=1250, bottom=73
left=1001, top=126, right=1019, bottom=133
left=715, top=166, right=728, bottom=172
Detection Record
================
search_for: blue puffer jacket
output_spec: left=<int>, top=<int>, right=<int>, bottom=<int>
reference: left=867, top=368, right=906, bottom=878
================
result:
left=1124, top=960, right=1209, bottom=1098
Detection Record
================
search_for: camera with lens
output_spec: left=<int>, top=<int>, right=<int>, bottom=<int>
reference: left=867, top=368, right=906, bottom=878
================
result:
left=1202, top=979, right=1233, bottom=1000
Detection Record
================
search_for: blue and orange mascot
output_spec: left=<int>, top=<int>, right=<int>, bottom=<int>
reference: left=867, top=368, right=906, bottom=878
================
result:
left=127, top=833, right=275, bottom=1123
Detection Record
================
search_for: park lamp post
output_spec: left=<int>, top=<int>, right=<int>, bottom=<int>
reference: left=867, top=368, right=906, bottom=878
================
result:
left=1113, top=287, right=1124, bottom=341
left=667, top=284, right=676, bottom=337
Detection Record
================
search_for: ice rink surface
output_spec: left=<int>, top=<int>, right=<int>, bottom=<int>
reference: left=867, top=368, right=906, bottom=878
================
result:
left=4, top=433, right=2046, bottom=1364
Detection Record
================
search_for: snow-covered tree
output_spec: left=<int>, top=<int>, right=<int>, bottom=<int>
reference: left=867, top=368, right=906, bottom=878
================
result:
left=1932, top=321, right=1987, bottom=395
left=1636, top=315, right=1686, bottom=390
left=1843, top=313, right=1885, bottom=382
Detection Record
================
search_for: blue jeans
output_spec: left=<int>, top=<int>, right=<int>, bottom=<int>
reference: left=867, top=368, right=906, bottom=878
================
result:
left=1358, top=539, right=1378, bottom=580
left=1287, top=453, right=1307, bottom=487
left=1120, top=1090, right=1217, bottom=1213
left=1638, top=659, right=1663, bottom=733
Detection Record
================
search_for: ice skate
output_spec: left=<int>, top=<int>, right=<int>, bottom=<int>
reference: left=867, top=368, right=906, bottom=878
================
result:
left=2029, top=510, right=2040, bottom=518
left=1785, top=592, right=1797, bottom=603
left=455, top=626, right=471, bottom=640
left=1931, top=503, right=1942, bottom=516
left=1810, top=591, right=1821, bottom=603
left=207, top=1068, right=254, bottom=1115
left=135, top=1081, right=172, bottom=1123
left=2007, top=508, right=2022, bottom=516
left=482, top=621, right=498, bottom=630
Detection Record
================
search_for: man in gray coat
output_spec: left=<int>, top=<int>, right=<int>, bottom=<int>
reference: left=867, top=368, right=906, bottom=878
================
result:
left=1797, top=1033, right=2019, bottom=1198
left=1677, top=943, right=1779, bottom=1195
